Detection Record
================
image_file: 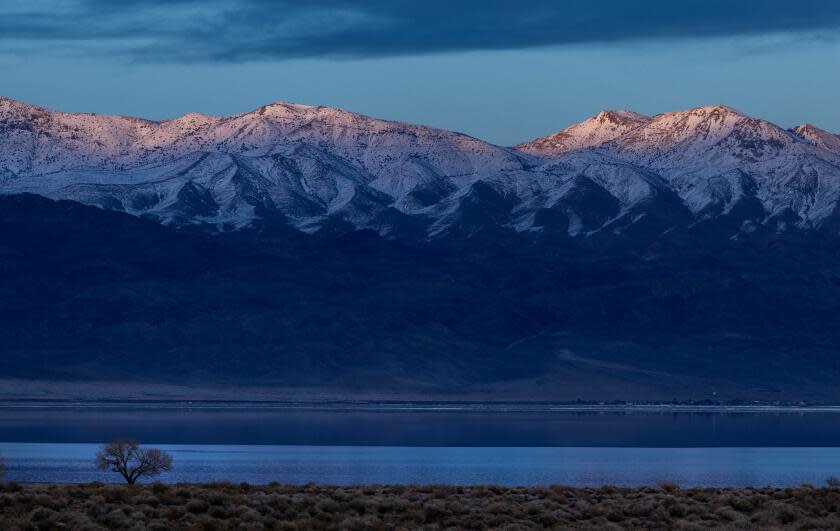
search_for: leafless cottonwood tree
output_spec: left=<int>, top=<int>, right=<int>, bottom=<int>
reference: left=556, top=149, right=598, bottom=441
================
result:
left=95, top=439, right=173, bottom=484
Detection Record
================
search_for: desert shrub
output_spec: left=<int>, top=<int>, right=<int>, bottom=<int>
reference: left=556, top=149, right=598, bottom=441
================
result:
left=423, top=499, right=448, bottom=521
left=185, top=498, right=209, bottom=514
left=191, top=514, right=221, bottom=530
left=580, top=501, right=607, bottom=519
left=228, top=504, right=251, bottom=517
left=4, top=483, right=840, bottom=530
left=207, top=504, right=229, bottom=519
left=101, top=486, right=131, bottom=504
left=689, top=490, right=710, bottom=503
left=163, top=505, right=186, bottom=520
left=202, top=491, right=228, bottom=507
left=0, top=481, right=23, bottom=493
left=0, top=493, right=14, bottom=508
left=31, top=494, right=57, bottom=510
left=716, top=506, right=741, bottom=522
left=84, top=494, right=107, bottom=514
left=315, top=498, right=340, bottom=513
left=776, top=505, right=798, bottom=524
left=130, top=493, right=160, bottom=507
left=648, top=506, right=670, bottom=522
left=347, top=495, right=372, bottom=515
left=668, top=502, right=688, bottom=517
left=486, top=501, right=512, bottom=514
left=29, top=506, right=59, bottom=526
left=523, top=500, right=546, bottom=515
left=68, top=487, right=88, bottom=500
left=660, top=495, right=677, bottom=508
left=676, top=524, right=707, bottom=531
left=150, top=482, right=169, bottom=495
left=625, top=500, right=656, bottom=517
left=239, top=507, right=262, bottom=522
left=550, top=492, right=569, bottom=504
left=728, top=494, right=758, bottom=512
left=146, top=520, right=172, bottom=531
left=206, top=481, right=234, bottom=490
left=536, top=511, right=561, bottom=527
left=659, top=482, right=680, bottom=493
left=100, top=508, right=132, bottom=528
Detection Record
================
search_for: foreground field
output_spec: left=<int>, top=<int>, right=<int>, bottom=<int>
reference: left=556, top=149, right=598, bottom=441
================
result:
left=1, top=482, right=840, bottom=530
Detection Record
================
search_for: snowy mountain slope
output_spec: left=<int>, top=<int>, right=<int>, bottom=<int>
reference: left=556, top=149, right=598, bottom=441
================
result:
left=0, top=97, right=529, bottom=178
left=0, top=97, right=535, bottom=230
left=517, top=105, right=840, bottom=232
left=533, top=150, right=692, bottom=236
left=603, top=106, right=832, bottom=172
left=790, top=123, right=840, bottom=154
left=595, top=106, right=840, bottom=227
left=515, top=110, right=650, bottom=157
left=2, top=97, right=840, bottom=238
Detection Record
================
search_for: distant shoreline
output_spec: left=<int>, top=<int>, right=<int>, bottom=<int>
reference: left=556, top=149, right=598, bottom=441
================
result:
left=2, top=399, right=840, bottom=413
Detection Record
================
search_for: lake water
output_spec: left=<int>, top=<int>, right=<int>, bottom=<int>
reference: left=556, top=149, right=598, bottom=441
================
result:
left=2, top=406, right=840, bottom=487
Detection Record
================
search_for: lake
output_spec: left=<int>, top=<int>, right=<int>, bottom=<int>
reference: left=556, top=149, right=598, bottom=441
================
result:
left=2, top=405, right=840, bottom=486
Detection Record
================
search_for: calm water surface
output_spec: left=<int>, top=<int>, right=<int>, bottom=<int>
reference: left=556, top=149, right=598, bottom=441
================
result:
left=2, top=407, right=840, bottom=486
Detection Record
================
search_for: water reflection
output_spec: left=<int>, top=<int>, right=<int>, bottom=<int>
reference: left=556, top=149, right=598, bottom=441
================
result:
left=2, top=444, right=839, bottom=487
left=0, top=408, right=839, bottom=447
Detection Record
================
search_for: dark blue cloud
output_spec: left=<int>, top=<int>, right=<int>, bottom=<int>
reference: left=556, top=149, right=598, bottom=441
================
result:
left=3, top=0, right=840, bottom=62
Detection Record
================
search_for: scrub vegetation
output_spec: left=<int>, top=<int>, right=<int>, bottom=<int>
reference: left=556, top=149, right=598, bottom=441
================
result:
left=2, top=481, right=840, bottom=529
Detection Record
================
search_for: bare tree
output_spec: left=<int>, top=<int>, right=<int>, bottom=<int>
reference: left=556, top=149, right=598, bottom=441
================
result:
left=95, top=439, right=172, bottom=484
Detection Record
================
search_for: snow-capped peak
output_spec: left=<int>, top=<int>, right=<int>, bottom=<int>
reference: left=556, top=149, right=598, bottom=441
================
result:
left=679, top=104, right=744, bottom=117
left=607, top=104, right=795, bottom=159
left=515, top=109, right=650, bottom=157
left=594, top=109, right=650, bottom=124
left=165, top=112, right=216, bottom=123
left=514, top=105, right=755, bottom=160
left=790, top=124, right=840, bottom=154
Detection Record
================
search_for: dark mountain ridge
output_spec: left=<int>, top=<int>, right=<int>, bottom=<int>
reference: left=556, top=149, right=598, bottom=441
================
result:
left=3, top=194, right=840, bottom=401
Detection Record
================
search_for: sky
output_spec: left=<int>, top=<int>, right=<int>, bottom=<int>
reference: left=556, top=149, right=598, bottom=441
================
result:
left=1, top=0, right=839, bottom=145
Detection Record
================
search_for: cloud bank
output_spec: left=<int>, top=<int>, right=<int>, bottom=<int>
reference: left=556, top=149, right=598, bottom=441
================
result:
left=2, top=0, right=840, bottom=62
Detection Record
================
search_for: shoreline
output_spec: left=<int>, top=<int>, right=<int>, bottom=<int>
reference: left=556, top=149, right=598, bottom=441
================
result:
left=2, top=399, right=840, bottom=413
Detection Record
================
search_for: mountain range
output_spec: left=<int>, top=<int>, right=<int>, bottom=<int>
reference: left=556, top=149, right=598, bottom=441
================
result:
left=2, top=97, right=840, bottom=402
left=3, top=97, right=840, bottom=240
